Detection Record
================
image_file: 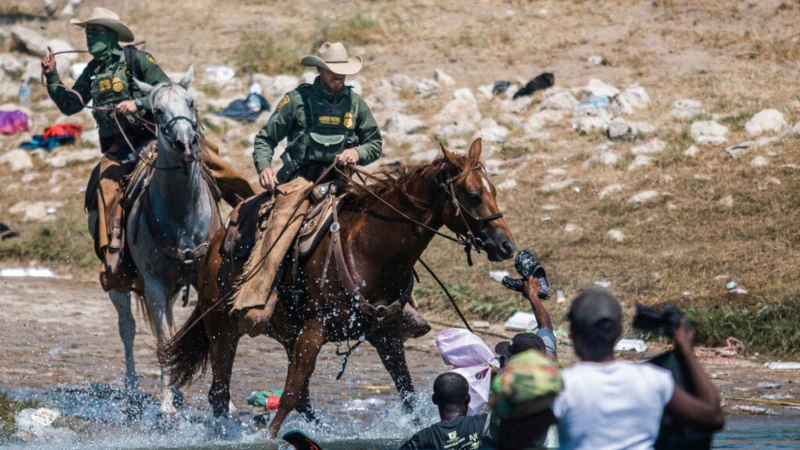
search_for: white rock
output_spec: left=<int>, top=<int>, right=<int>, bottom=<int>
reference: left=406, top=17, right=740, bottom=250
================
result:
left=409, top=148, right=440, bottom=162
left=684, top=145, right=699, bottom=157
left=583, top=78, right=620, bottom=97
left=725, top=136, right=780, bottom=159
left=720, top=195, right=734, bottom=208
left=0, top=54, right=24, bottom=79
left=546, top=168, right=567, bottom=176
left=631, top=138, right=667, bottom=155
left=453, top=88, right=477, bottom=103
left=434, top=94, right=481, bottom=124
left=0, top=149, right=33, bottom=171
left=539, top=178, right=574, bottom=192
left=537, top=89, right=578, bottom=111
left=750, top=155, right=769, bottom=168
left=564, top=223, right=582, bottom=233
left=10, top=26, right=49, bottom=56
left=202, top=65, right=236, bottom=86
left=615, top=84, right=651, bottom=113
left=607, top=118, right=654, bottom=140
left=0, top=81, right=18, bottom=100
left=9, top=201, right=64, bottom=222
left=608, top=229, right=625, bottom=242
left=628, top=190, right=661, bottom=204
left=385, top=113, right=423, bottom=135
left=628, top=155, right=653, bottom=171
left=476, top=84, right=494, bottom=100
left=690, top=121, right=728, bottom=145
left=45, top=149, right=99, bottom=168
left=434, top=69, right=455, bottom=86
left=391, top=74, right=416, bottom=88
left=541, top=204, right=561, bottom=210
left=46, top=39, right=77, bottom=77
left=79, top=129, right=100, bottom=148
left=415, top=78, right=440, bottom=93
left=744, top=109, right=787, bottom=137
left=599, top=184, right=624, bottom=199
left=572, top=116, right=607, bottom=134
left=587, top=55, right=604, bottom=65
left=256, top=74, right=299, bottom=100
left=500, top=97, right=533, bottom=114
left=474, top=118, right=509, bottom=143
left=496, top=179, right=517, bottom=190
left=669, top=99, right=704, bottom=120
left=585, top=151, right=620, bottom=166
left=435, top=122, right=476, bottom=139
left=524, top=110, right=563, bottom=134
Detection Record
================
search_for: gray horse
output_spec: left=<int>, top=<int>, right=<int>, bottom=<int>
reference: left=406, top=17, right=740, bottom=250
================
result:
left=103, top=66, right=221, bottom=415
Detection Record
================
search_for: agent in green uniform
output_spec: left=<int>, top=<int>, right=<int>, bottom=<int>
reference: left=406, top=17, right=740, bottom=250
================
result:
left=41, top=7, right=255, bottom=290
left=253, top=41, right=382, bottom=190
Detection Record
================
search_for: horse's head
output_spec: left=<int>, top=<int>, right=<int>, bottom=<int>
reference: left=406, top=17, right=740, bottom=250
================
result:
left=438, top=139, right=516, bottom=262
left=135, top=66, right=200, bottom=163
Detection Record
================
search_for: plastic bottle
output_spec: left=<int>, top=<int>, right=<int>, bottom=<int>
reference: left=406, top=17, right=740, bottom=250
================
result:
left=19, top=79, right=31, bottom=108
left=573, top=95, right=609, bottom=117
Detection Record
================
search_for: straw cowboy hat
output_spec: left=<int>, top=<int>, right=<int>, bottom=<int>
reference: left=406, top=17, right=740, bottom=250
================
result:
left=301, top=42, right=362, bottom=76
left=70, top=7, right=134, bottom=43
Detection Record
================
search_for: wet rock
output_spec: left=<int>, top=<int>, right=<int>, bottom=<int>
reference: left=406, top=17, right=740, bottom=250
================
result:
left=608, top=229, right=625, bottom=242
left=385, top=113, right=423, bottom=135
left=628, top=155, right=653, bottom=171
left=434, top=69, right=455, bottom=86
left=684, top=145, right=699, bottom=157
left=539, top=178, right=574, bottom=193
left=631, top=138, right=667, bottom=155
left=0, top=149, right=33, bottom=171
left=537, top=89, right=579, bottom=111
left=669, top=99, right=704, bottom=120
left=750, top=155, right=769, bottom=168
left=690, top=121, right=728, bottom=145
left=599, top=183, right=624, bottom=199
left=474, top=118, right=509, bottom=143
left=628, top=190, right=661, bottom=204
left=583, top=78, right=619, bottom=97
left=45, top=149, right=100, bottom=168
left=9, top=201, right=64, bottom=221
left=744, top=109, right=787, bottom=137
left=524, top=110, right=563, bottom=134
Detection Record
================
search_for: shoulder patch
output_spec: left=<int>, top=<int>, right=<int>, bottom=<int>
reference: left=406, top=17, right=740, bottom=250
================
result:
left=146, top=54, right=156, bottom=63
left=276, top=95, right=290, bottom=112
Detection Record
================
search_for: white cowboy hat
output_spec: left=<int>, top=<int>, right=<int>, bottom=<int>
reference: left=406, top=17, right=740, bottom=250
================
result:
left=301, top=42, right=363, bottom=76
left=70, top=7, right=134, bottom=43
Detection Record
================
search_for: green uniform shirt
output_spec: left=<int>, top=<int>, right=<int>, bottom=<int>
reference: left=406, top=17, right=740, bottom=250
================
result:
left=45, top=46, right=169, bottom=138
left=253, top=77, right=382, bottom=173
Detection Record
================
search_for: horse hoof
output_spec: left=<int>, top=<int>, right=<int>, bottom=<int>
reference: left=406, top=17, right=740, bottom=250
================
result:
left=171, top=388, right=187, bottom=410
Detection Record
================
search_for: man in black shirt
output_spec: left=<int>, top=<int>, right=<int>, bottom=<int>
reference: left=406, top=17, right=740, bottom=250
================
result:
left=400, top=373, right=495, bottom=450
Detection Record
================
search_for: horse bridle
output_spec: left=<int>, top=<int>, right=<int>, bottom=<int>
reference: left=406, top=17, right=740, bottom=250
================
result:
left=156, top=114, right=200, bottom=161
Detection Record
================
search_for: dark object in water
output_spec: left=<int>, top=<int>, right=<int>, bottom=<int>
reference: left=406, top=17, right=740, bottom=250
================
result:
left=633, top=302, right=690, bottom=338
left=650, top=350, right=714, bottom=450
left=493, top=80, right=512, bottom=95
left=501, top=250, right=550, bottom=299
left=513, top=73, right=555, bottom=100
left=284, top=429, right=323, bottom=450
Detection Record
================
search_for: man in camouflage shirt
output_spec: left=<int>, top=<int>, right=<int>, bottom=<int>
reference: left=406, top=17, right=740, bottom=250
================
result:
left=41, top=7, right=254, bottom=290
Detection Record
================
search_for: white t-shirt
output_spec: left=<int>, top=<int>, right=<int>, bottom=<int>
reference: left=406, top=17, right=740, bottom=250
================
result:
left=553, top=360, right=675, bottom=450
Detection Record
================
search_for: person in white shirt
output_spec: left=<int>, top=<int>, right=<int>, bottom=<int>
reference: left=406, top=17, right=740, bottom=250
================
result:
left=552, top=289, right=724, bottom=450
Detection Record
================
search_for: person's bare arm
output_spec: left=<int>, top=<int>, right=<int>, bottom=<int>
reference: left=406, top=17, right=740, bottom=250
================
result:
left=664, top=318, right=725, bottom=431
left=523, top=276, right=552, bottom=330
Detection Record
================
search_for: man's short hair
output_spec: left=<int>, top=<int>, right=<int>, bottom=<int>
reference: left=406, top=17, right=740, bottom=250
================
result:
left=567, top=289, right=623, bottom=346
left=495, top=333, right=546, bottom=360
left=432, top=372, right=469, bottom=406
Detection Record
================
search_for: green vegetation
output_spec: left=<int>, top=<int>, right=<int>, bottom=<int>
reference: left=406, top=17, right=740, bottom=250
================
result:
left=316, top=13, right=383, bottom=47
left=0, top=391, right=39, bottom=439
left=233, top=33, right=304, bottom=75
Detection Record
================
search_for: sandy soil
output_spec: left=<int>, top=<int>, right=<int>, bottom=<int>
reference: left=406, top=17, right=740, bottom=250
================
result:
left=1, top=277, right=798, bottom=421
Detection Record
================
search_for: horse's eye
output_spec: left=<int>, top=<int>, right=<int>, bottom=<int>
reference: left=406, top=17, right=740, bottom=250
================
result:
left=468, top=192, right=482, bottom=205
left=153, top=108, right=163, bottom=116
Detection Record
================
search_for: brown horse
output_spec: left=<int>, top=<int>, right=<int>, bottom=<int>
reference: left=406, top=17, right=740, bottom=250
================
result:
left=161, top=138, right=516, bottom=437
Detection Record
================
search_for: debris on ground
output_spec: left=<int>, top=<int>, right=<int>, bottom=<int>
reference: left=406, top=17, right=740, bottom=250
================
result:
left=512, top=72, right=554, bottom=100
left=614, top=338, right=647, bottom=353
left=472, top=320, right=490, bottom=329
left=489, top=270, right=511, bottom=283
left=756, top=382, right=781, bottom=389
left=716, top=337, right=744, bottom=357
left=0, top=268, right=55, bottom=278
left=217, top=93, right=270, bottom=123
left=504, top=311, right=539, bottom=331
left=765, top=362, right=800, bottom=370
left=726, top=281, right=748, bottom=295
left=593, top=280, right=612, bottom=288
left=0, top=110, right=28, bottom=135
left=247, top=389, right=282, bottom=411
left=556, top=290, right=566, bottom=304
left=732, top=405, right=776, bottom=415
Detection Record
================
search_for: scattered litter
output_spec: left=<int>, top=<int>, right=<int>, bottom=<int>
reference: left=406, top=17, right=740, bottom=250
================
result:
left=504, top=311, right=539, bottom=331
left=766, top=362, right=800, bottom=370
left=614, top=338, right=647, bottom=353
left=573, top=186, right=581, bottom=193
left=436, top=328, right=494, bottom=415
left=593, top=280, right=612, bottom=288
left=492, top=81, right=512, bottom=96
left=760, top=394, right=784, bottom=400
left=472, top=320, right=490, bottom=329
left=513, top=73, right=554, bottom=100
left=726, top=281, right=748, bottom=295
left=587, top=55, right=604, bottom=65
left=683, top=291, right=691, bottom=297
left=489, top=270, right=510, bottom=283
left=715, top=337, right=743, bottom=357
left=556, top=290, right=566, bottom=304
left=46, top=206, right=58, bottom=215
left=217, top=93, right=270, bottom=123
left=573, top=95, right=610, bottom=118
left=0, top=110, right=29, bottom=135
left=0, top=267, right=54, bottom=278
left=732, top=405, right=776, bottom=415
left=541, top=216, right=552, bottom=222
left=1, top=222, right=19, bottom=241
left=757, top=382, right=781, bottom=389
left=247, top=389, right=282, bottom=411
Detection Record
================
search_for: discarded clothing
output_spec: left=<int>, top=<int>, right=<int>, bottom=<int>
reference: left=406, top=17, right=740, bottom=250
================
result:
left=493, top=80, right=512, bottom=95
left=43, top=123, right=83, bottom=140
left=19, top=135, right=75, bottom=151
left=513, top=73, right=555, bottom=100
left=218, top=93, right=271, bottom=123
left=0, top=110, right=29, bottom=135
left=247, top=389, right=283, bottom=407
left=0, top=222, right=19, bottom=241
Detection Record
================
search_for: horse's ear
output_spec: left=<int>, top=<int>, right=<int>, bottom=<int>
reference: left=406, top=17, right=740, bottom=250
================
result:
left=440, top=143, right=458, bottom=167
left=134, top=78, right=154, bottom=96
left=179, top=65, right=194, bottom=90
left=468, top=138, right=483, bottom=161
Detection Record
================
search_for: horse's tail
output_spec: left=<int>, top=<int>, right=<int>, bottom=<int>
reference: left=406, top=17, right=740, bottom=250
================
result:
left=159, top=303, right=210, bottom=388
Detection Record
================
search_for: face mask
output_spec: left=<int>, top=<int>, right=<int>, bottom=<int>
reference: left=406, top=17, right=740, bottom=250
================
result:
left=86, top=30, right=117, bottom=60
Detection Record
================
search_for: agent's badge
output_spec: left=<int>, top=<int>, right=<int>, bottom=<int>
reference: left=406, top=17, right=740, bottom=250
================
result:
left=343, top=112, right=354, bottom=128
left=112, top=77, right=124, bottom=93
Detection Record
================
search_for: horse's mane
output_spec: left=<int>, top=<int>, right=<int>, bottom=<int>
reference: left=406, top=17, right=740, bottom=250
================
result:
left=347, top=152, right=479, bottom=210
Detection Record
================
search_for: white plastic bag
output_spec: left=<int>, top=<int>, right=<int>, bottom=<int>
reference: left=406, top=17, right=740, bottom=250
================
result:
left=436, top=328, right=494, bottom=415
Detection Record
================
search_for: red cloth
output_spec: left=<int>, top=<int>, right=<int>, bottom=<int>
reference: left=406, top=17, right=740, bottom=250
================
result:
left=43, top=123, right=82, bottom=140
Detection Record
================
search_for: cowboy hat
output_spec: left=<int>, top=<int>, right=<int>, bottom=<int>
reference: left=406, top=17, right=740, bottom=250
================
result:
left=70, top=7, right=134, bottom=43
left=301, top=42, right=362, bottom=76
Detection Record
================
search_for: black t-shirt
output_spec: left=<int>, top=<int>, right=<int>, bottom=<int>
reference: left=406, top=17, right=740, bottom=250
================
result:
left=400, top=413, right=494, bottom=450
